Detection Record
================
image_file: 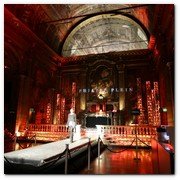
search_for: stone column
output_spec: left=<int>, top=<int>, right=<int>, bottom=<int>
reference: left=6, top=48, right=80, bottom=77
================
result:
left=117, top=64, right=125, bottom=125
left=50, top=88, right=55, bottom=124
left=15, top=75, right=33, bottom=132
left=117, top=64, right=125, bottom=110
left=102, top=103, right=106, bottom=112
left=53, top=93, right=61, bottom=125
left=80, top=71, right=87, bottom=111
left=53, top=67, right=61, bottom=125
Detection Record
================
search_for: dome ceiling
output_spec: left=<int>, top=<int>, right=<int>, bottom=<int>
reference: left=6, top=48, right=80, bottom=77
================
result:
left=5, top=4, right=154, bottom=57
left=62, top=14, right=148, bottom=57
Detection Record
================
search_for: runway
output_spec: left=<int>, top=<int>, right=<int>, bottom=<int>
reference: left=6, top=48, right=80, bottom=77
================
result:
left=4, top=137, right=96, bottom=167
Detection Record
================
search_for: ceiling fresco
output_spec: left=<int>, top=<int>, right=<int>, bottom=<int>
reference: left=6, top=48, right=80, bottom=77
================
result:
left=5, top=4, right=156, bottom=57
left=62, top=14, right=148, bottom=56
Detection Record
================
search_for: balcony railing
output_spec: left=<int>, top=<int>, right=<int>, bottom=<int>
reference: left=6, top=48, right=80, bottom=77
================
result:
left=26, top=124, right=157, bottom=146
left=28, top=124, right=69, bottom=133
left=96, top=125, right=157, bottom=137
left=96, top=125, right=158, bottom=146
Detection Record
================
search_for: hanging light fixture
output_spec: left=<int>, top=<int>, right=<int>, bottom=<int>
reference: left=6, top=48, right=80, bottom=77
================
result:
left=98, top=94, right=104, bottom=99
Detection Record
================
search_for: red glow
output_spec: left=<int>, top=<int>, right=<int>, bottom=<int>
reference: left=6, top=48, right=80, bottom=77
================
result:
left=136, top=78, right=145, bottom=124
left=154, top=48, right=159, bottom=56
left=153, top=82, right=160, bottom=125
left=46, top=103, right=51, bottom=123
left=60, top=97, right=65, bottom=124
left=71, top=82, right=76, bottom=110
left=148, top=35, right=156, bottom=50
left=146, top=81, right=153, bottom=125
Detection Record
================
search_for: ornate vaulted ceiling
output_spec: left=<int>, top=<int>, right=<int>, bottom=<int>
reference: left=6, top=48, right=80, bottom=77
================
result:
left=62, top=14, right=148, bottom=56
left=5, top=4, right=153, bottom=57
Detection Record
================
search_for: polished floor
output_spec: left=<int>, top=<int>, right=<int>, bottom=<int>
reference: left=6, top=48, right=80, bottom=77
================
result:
left=80, top=147, right=153, bottom=174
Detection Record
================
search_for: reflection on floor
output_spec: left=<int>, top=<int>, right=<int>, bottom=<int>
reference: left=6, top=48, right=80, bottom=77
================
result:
left=80, top=147, right=153, bottom=174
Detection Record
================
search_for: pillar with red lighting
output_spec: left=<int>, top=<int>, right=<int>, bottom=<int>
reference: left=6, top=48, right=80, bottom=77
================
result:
left=153, top=82, right=161, bottom=126
left=60, top=97, right=65, bottom=124
left=136, top=78, right=145, bottom=124
left=71, top=82, right=76, bottom=110
left=146, top=81, right=153, bottom=125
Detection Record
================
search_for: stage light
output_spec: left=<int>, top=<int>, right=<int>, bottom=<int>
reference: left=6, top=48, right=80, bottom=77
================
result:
left=162, top=107, right=167, bottom=112
left=98, top=94, right=104, bottom=99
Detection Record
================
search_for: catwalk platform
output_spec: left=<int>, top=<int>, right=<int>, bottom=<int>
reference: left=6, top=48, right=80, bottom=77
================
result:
left=4, top=137, right=98, bottom=174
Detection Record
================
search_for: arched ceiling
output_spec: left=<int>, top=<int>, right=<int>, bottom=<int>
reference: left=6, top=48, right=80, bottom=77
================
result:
left=5, top=4, right=155, bottom=57
left=62, top=14, right=148, bottom=57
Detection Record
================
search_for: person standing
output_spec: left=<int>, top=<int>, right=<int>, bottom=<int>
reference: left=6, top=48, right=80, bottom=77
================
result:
left=66, top=108, right=77, bottom=143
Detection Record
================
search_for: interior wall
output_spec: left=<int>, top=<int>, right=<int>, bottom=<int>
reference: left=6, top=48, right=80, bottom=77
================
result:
left=61, top=50, right=153, bottom=125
